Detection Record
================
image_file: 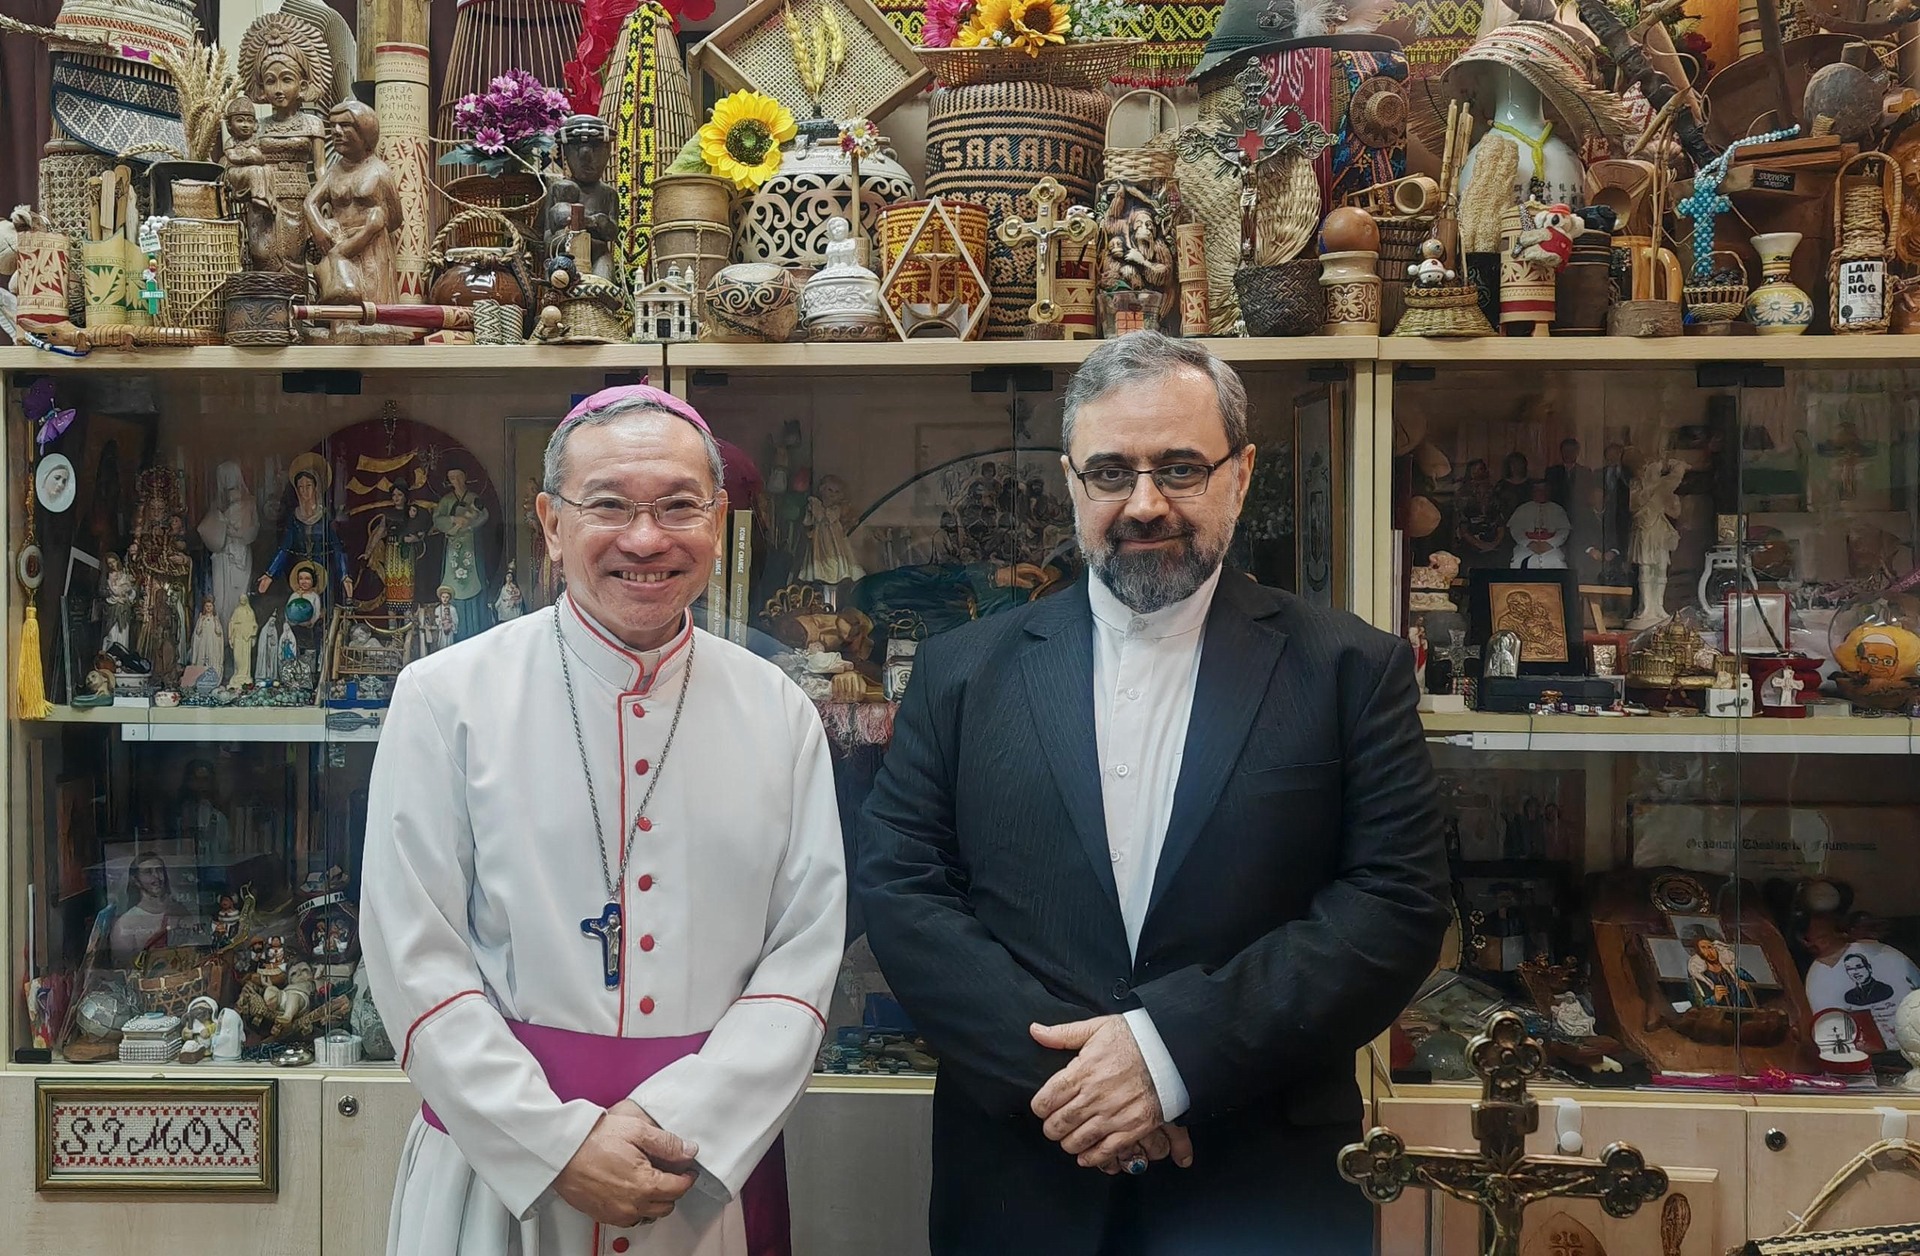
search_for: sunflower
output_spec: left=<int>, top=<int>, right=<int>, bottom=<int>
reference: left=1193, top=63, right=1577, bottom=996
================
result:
left=958, top=0, right=1070, bottom=52
left=699, top=90, right=798, bottom=190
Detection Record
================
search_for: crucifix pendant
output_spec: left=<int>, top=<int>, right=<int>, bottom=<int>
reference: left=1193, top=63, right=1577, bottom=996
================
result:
left=581, top=901, right=623, bottom=989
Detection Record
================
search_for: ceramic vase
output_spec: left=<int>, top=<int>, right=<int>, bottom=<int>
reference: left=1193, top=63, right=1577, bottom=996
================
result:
left=1319, top=251, right=1381, bottom=335
left=1744, top=232, right=1813, bottom=334
left=736, top=121, right=915, bottom=268
left=702, top=263, right=800, bottom=343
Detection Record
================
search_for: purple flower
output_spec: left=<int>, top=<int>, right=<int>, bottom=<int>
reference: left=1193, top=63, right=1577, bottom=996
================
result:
left=472, top=126, right=507, bottom=154
left=490, top=73, right=523, bottom=98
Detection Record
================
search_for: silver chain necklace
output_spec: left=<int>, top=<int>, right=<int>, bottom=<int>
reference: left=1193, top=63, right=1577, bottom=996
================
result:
left=554, top=605, right=694, bottom=987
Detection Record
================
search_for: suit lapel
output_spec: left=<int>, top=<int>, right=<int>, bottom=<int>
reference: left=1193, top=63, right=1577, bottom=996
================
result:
left=1020, top=583, right=1121, bottom=906
left=1146, top=575, right=1289, bottom=918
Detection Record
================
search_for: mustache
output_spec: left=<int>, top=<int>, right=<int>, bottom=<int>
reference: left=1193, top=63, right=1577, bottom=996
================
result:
left=1105, top=517, right=1194, bottom=546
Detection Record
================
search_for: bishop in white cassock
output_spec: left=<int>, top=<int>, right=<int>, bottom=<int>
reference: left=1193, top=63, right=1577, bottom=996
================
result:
left=363, top=385, right=846, bottom=1256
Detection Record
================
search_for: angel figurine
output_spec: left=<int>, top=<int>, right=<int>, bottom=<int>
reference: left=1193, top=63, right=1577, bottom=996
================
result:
left=796, top=475, right=865, bottom=590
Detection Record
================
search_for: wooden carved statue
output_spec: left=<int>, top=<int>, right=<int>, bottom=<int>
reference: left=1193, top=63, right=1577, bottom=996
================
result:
left=544, top=115, right=619, bottom=282
left=236, top=12, right=331, bottom=277
left=305, top=100, right=402, bottom=305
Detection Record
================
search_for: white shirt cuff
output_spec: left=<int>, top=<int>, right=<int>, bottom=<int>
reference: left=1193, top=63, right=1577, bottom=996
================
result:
left=1122, top=1007, right=1191, bottom=1123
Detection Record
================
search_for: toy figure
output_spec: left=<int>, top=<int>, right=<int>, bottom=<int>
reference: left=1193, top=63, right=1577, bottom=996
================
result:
left=255, top=610, right=285, bottom=684
left=542, top=115, right=619, bottom=281
left=1409, top=238, right=1454, bottom=286
left=282, top=562, right=326, bottom=644
left=212, top=894, right=242, bottom=947
left=432, top=467, right=490, bottom=638
left=236, top=12, right=329, bottom=277
left=363, top=486, right=430, bottom=621
left=258, top=454, right=350, bottom=598
left=100, top=552, right=136, bottom=653
left=304, top=100, right=402, bottom=306
left=1512, top=201, right=1578, bottom=271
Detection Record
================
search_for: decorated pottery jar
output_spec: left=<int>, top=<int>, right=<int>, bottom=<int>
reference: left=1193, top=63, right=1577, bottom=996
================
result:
left=1319, top=250, right=1382, bottom=335
left=703, top=263, right=801, bottom=343
left=1744, top=232, right=1813, bottom=334
left=800, top=218, right=886, bottom=340
left=736, top=121, right=915, bottom=268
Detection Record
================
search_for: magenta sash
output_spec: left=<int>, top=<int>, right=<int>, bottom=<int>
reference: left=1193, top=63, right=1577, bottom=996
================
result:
left=421, top=1019, right=792, bottom=1256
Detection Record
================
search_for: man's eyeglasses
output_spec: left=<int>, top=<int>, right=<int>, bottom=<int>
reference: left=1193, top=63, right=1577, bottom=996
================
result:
left=1065, top=450, right=1240, bottom=501
left=551, top=492, right=719, bottom=531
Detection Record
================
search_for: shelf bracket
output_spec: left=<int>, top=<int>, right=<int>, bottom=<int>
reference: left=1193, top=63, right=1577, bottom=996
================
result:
left=281, top=370, right=362, bottom=395
left=1695, top=363, right=1784, bottom=390
left=970, top=366, right=1053, bottom=393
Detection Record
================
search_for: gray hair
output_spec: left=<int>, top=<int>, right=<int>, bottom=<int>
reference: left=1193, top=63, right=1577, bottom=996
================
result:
left=1061, top=331, right=1248, bottom=454
left=542, top=397, right=725, bottom=496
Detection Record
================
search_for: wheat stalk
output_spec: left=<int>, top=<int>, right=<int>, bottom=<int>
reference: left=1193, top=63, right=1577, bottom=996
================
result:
left=823, top=6, right=846, bottom=78
left=159, top=42, right=242, bottom=163
left=784, top=1, right=823, bottom=99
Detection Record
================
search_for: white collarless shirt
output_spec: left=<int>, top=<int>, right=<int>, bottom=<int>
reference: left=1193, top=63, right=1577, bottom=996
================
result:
left=1087, top=566, right=1222, bottom=1122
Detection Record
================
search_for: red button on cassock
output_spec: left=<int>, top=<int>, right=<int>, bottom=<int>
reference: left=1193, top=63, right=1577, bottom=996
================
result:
left=639, top=997, right=656, bottom=1015
left=637, top=875, right=654, bottom=891
left=640, top=935, right=655, bottom=952
left=612, top=1239, right=630, bottom=1253
left=631, top=704, right=645, bottom=717
left=634, top=759, right=649, bottom=775
left=638, top=817, right=653, bottom=832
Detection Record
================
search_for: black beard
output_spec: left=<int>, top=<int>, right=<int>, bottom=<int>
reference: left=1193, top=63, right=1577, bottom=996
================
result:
left=1085, top=516, right=1224, bottom=614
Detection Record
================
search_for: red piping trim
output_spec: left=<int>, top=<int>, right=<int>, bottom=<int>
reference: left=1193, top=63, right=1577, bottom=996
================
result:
left=402, top=989, right=484, bottom=1068
left=563, top=596, right=693, bottom=695
left=735, top=993, right=827, bottom=1032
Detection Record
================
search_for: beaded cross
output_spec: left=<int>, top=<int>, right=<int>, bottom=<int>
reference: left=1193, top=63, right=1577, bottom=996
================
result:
left=1678, top=125, right=1798, bottom=279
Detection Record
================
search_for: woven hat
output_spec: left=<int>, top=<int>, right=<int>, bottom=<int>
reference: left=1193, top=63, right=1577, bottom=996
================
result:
left=51, top=0, right=196, bottom=62
left=1409, top=22, right=1636, bottom=155
left=1190, top=0, right=1299, bottom=82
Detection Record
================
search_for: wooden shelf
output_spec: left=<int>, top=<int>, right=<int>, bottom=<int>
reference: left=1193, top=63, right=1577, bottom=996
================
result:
left=1423, top=711, right=1917, bottom=754
left=0, top=344, right=665, bottom=373
left=667, top=336, right=1374, bottom=372
left=1378, top=335, right=1917, bottom=366
left=34, top=706, right=380, bottom=742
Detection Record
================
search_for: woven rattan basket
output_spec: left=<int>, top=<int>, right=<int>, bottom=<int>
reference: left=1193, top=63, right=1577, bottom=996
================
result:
left=438, top=172, right=545, bottom=248
left=916, top=39, right=1141, bottom=89
left=1174, top=142, right=1321, bottom=334
left=1394, top=281, right=1495, bottom=337
left=1104, top=88, right=1179, bottom=183
left=1376, top=214, right=1432, bottom=334
left=157, top=218, right=242, bottom=334
left=548, top=275, right=632, bottom=343
left=1684, top=249, right=1748, bottom=325
left=1235, top=258, right=1324, bottom=336
left=38, top=140, right=110, bottom=322
left=1828, top=151, right=1898, bottom=335
left=222, top=271, right=300, bottom=347
left=651, top=220, right=733, bottom=291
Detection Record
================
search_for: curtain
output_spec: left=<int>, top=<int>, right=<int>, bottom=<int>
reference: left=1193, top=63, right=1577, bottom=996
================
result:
left=0, top=0, right=61, bottom=214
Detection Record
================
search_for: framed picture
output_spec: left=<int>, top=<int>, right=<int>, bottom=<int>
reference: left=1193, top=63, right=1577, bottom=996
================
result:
left=36, top=1079, right=278, bottom=1192
left=1469, top=569, right=1583, bottom=675
left=55, top=778, right=95, bottom=903
left=504, top=418, right=562, bottom=613
left=1723, top=588, right=1789, bottom=654
left=1294, top=383, right=1347, bottom=609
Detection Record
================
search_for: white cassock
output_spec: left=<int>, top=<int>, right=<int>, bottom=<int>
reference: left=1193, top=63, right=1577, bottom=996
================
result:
left=361, top=595, right=846, bottom=1256
left=1506, top=500, right=1571, bottom=569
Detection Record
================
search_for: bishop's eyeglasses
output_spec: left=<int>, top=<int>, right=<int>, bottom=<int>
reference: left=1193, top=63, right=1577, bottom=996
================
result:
left=552, top=492, right=719, bottom=531
left=1065, top=450, right=1240, bottom=501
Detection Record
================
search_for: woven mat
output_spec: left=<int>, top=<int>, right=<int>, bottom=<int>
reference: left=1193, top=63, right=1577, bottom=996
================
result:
left=875, top=0, right=1224, bottom=86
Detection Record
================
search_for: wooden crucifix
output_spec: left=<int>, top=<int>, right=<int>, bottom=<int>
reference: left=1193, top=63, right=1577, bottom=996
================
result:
left=996, top=176, right=1097, bottom=327
left=1173, top=57, right=1336, bottom=265
left=1339, top=1012, right=1669, bottom=1256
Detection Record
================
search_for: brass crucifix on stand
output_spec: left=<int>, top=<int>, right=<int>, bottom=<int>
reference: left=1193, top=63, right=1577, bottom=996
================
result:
left=1339, top=1012, right=1670, bottom=1256
left=996, top=176, right=1096, bottom=328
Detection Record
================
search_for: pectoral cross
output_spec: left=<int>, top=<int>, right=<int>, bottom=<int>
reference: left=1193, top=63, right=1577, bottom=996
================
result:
left=1339, top=1013, right=1669, bottom=1256
left=996, top=176, right=1097, bottom=326
left=581, top=902, right=623, bottom=989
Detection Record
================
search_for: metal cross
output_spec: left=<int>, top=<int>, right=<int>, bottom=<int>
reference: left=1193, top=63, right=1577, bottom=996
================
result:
left=996, top=176, right=1097, bottom=326
left=1339, top=1012, right=1669, bottom=1256
left=1435, top=629, right=1481, bottom=696
left=1173, top=58, right=1336, bottom=264
left=580, top=901, right=624, bottom=990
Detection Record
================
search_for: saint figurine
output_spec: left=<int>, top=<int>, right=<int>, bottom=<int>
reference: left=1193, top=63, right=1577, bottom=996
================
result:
left=100, top=551, right=137, bottom=653
left=198, top=460, right=259, bottom=628
left=256, top=609, right=285, bottom=684
left=493, top=561, right=525, bottom=622
left=432, top=585, right=460, bottom=650
left=236, top=12, right=331, bottom=278
left=543, top=115, right=619, bottom=282
left=259, top=453, right=351, bottom=599
left=188, top=597, right=226, bottom=684
left=229, top=596, right=259, bottom=687
left=364, top=486, right=430, bottom=621
left=305, top=100, right=402, bottom=306
left=432, top=467, right=491, bottom=638
left=1626, top=453, right=1687, bottom=630
left=797, top=474, right=864, bottom=589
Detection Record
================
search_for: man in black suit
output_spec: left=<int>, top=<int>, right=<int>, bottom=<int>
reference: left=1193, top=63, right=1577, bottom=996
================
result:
left=857, top=332, right=1450, bottom=1255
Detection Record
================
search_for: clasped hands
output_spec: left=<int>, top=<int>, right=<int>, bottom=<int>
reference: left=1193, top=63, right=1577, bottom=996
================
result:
left=1030, top=1017, right=1193, bottom=1176
left=554, top=1099, right=700, bottom=1228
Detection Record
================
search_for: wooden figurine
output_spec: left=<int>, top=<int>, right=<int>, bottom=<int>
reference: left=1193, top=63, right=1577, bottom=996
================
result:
left=305, top=100, right=402, bottom=306
left=996, top=177, right=1097, bottom=330
left=544, top=115, right=619, bottom=283
left=237, top=13, right=331, bottom=278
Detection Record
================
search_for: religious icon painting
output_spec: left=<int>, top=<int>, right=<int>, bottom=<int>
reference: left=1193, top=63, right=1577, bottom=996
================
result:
left=1468, top=569, right=1583, bottom=676
left=1294, top=384, right=1346, bottom=609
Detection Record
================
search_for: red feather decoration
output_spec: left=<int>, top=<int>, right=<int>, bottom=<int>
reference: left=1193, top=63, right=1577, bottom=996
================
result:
left=564, top=0, right=710, bottom=113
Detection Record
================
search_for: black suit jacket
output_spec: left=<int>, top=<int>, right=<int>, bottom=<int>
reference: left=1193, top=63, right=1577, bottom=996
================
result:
left=856, top=574, right=1450, bottom=1251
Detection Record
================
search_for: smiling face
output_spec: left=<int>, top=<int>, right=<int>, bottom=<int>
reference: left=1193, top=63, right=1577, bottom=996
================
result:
left=1845, top=953, right=1872, bottom=987
left=1064, top=367, right=1252, bottom=615
left=537, top=413, right=726, bottom=650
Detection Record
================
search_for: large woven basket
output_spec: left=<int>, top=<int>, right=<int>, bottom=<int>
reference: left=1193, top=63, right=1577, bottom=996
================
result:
left=437, top=172, right=545, bottom=248
left=1174, top=143, right=1321, bottom=334
left=157, top=218, right=242, bottom=333
left=916, top=39, right=1140, bottom=89
left=925, top=80, right=1108, bottom=338
left=880, top=198, right=991, bottom=312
